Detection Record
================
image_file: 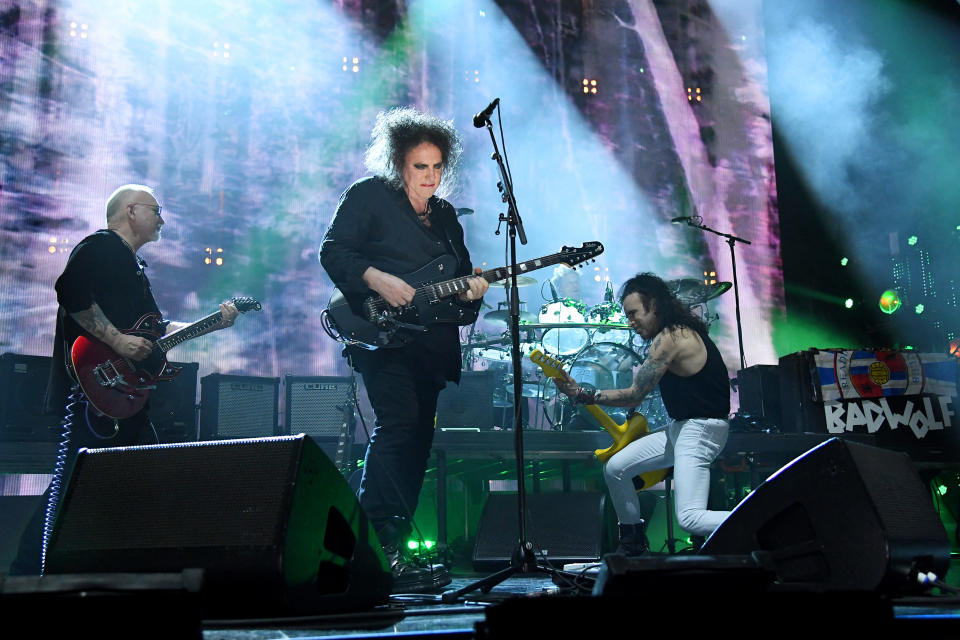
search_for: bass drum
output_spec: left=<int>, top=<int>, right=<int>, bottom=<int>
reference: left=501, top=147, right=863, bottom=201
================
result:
left=539, top=299, right=590, bottom=356
left=551, top=342, right=669, bottom=431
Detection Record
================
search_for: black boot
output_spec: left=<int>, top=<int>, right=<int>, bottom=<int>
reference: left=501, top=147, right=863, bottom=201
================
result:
left=616, top=521, right=650, bottom=556
left=376, top=516, right=451, bottom=594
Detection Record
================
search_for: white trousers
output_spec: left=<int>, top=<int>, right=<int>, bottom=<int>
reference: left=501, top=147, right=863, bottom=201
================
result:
left=604, top=417, right=730, bottom=537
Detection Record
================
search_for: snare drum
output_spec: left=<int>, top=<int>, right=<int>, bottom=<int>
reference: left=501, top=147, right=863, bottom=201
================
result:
left=539, top=299, right=590, bottom=356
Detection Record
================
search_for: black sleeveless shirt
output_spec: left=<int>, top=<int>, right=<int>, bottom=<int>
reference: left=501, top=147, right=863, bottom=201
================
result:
left=658, top=327, right=730, bottom=420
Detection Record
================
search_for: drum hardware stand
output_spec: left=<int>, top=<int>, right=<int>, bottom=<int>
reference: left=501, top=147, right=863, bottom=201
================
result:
left=678, top=217, right=752, bottom=370
left=441, top=100, right=552, bottom=603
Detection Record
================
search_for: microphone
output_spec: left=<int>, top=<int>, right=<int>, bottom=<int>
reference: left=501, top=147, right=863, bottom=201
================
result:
left=670, top=216, right=694, bottom=224
left=473, top=98, right=500, bottom=128
left=548, top=281, right=559, bottom=303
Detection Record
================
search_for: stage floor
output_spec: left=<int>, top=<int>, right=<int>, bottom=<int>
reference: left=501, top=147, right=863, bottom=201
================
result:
left=197, top=559, right=960, bottom=639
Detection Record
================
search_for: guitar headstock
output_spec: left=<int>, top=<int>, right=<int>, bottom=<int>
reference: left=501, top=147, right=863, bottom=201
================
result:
left=230, top=296, right=263, bottom=313
left=529, top=348, right=567, bottom=380
left=558, top=241, right=604, bottom=270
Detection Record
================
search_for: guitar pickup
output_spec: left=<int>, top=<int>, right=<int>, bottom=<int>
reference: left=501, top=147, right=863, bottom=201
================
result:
left=92, top=361, right=129, bottom=389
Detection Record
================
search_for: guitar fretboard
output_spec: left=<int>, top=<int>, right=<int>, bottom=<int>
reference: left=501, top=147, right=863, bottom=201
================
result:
left=421, top=253, right=582, bottom=301
left=156, top=312, right=224, bottom=353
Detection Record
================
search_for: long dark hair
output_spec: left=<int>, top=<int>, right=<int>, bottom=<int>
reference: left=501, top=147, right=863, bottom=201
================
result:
left=618, top=273, right=707, bottom=335
left=364, top=106, right=463, bottom=199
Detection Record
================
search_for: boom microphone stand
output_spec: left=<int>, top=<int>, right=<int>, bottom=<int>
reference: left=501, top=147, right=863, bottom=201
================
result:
left=676, top=216, right=752, bottom=370
left=441, top=99, right=544, bottom=602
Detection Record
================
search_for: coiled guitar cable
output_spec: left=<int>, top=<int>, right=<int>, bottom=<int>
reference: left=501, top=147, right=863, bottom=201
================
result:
left=40, top=387, right=84, bottom=575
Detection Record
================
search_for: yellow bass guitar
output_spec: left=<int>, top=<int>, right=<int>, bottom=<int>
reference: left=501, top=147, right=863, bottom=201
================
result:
left=530, top=348, right=668, bottom=490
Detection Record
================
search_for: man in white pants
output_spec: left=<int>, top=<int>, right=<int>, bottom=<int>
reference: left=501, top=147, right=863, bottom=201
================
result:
left=554, top=273, right=731, bottom=554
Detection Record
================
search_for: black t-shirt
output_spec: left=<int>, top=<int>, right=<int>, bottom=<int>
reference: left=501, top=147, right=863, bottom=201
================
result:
left=46, top=230, right=164, bottom=412
left=55, top=229, right=163, bottom=345
left=658, top=327, right=731, bottom=420
left=319, top=177, right=479, bottom=383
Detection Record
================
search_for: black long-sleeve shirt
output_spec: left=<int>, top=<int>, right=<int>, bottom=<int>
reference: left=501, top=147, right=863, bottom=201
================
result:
left=319, top=176, right=479, bottom=383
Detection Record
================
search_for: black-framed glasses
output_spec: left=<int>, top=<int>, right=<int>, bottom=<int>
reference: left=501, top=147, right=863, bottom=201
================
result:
left=130, top=202, right=163, bottom=218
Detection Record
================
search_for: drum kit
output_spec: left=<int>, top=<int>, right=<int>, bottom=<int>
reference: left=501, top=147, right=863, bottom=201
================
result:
left=462, top=275, right=732, bottom=431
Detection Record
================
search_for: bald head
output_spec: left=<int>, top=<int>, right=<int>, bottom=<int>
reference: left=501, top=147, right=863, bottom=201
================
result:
left=105, top=184, right=156, bottom=224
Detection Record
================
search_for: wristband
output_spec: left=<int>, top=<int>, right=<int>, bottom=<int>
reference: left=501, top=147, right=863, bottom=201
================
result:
left=574, top=387, right=600, bottom=405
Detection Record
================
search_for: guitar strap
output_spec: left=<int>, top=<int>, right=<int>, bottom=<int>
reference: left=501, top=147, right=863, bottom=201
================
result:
left=44, top=306, right=71, bottom=415
left=431, top=201, right=464, bottom=275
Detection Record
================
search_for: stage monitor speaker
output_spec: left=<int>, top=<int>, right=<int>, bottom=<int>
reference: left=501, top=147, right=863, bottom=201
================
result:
left=149, top=361, right=199, bottom=443
left=0, top=353, right=61, bottom=442
left=473, top=492, right=613, bottom=569
left=284, top=375, right=353, bottom=440
left=701, top=437, right=950, bottom=593
left=199, top=374, right=279, bottom=440
left=436, top=370, right=495, bottom=429
left=44, top=434, right=391, bottom=616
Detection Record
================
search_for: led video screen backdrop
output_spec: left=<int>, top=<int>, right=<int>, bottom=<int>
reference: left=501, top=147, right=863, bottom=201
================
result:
left=0, top=0, right=780, bottom=381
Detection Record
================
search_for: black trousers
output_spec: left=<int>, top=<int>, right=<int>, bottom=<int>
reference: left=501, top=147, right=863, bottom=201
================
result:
left=354, top=349, right=446, bottom=548
left=8, top=388, right=157, bottom=575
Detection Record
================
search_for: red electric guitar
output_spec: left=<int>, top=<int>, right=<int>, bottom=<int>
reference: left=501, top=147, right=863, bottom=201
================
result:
left=70, top=297, right=261, bottom=420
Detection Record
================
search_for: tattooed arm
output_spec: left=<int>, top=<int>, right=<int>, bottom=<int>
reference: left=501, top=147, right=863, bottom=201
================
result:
left=554, top=328, right=685, bottom=406
left=592, top=331, right=676, bottom=407
left=70, top=303, right=153, bottom=361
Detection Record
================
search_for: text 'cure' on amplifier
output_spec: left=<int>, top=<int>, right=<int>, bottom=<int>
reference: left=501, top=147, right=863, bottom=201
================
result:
left=199, top=374, right=279, bottom=441
left=284, top=375, right=354, bottom=440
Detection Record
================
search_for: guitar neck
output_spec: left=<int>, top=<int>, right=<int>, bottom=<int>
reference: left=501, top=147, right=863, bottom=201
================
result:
left=424, top=253, right=574, bottom=299
left=155, top=311, right=223, bottom=353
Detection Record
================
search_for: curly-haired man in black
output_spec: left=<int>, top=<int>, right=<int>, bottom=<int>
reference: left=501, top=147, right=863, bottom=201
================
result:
left=320, top=107, right=487, bottom=591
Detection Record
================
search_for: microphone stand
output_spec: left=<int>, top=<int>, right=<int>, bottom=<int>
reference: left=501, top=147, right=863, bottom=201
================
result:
left=682, top=217, right=751, bottom=370
left=441, top=108, right=544, bottom=603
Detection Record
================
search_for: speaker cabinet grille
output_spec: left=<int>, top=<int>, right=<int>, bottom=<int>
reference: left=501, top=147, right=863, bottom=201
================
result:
left=149, top=361, right=198, bottom=443
left=199, top=374, right=279, bottom=440
left=284, top=375, right=353, bottom=439
left=46, top=435, right=391, bottom=615
left=0, top=353, right=61, bottom=442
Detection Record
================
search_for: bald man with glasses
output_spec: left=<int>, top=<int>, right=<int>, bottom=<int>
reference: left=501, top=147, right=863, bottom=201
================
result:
left=8, top=184, right=239, bottom=575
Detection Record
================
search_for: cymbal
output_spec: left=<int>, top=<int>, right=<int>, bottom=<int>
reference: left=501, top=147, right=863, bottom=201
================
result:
left=668, top=278, right=732, bottom=304
left=484, top=309, right=538, bottom=325
left=492, top=275, right=538, bottom=288
left=456, top=208, right=474, bottom=217
left=707, top=282, right=733, bottom=300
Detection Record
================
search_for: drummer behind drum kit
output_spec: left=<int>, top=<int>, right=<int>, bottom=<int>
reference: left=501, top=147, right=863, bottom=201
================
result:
left=461, top=275, right=732, bottom=432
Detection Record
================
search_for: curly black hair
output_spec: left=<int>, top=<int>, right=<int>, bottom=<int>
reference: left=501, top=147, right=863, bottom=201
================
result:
left=364, top=106, right=463, bottom=199
left=618, top=272, right=708, bottom=334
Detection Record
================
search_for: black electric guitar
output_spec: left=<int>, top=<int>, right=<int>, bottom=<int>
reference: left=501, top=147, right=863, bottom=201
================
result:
left=324, top=242, right=604, bottom=350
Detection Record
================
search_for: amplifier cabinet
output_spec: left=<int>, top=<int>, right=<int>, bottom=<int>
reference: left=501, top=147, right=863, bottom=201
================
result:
left=200, top=374, right=279, bottom=440
left=0, top=353, right=61, bottom=442
left=149, top=361, right=199, bottom=443
left=284, top=375, right=354, bottom=440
